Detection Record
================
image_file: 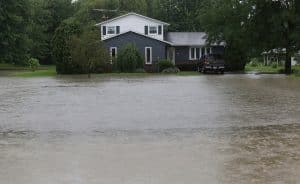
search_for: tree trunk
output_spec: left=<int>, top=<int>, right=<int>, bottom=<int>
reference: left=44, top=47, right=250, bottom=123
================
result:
left=285, top=48, right=292, bottom=74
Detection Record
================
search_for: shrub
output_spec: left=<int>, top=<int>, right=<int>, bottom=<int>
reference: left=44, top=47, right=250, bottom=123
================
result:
left=271, top=62, right=278, bottom=68
left=158, top=60, right=174, bottom=72
left=117, top=44, right=143, bottom=72
left=162, top=67, right=180, bottom=74
left=249, top=58, right=260, bottom=67
left=27, top=58, right=40, bottom=71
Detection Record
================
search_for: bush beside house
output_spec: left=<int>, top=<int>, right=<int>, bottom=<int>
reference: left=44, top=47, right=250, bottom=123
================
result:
left=157, top=60, right=174, bottom=72
left=116, top=44, right=143, bottom=72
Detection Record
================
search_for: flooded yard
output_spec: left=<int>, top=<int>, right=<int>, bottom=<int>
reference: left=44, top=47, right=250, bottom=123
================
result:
left=0, top=74, right=299, bottom=184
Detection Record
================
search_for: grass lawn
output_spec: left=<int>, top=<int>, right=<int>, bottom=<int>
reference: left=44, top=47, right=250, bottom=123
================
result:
left=245, top=64, right=284, bottom=73
left=1, top=62, right=200, bottom=77
left=0, top=64, right=57, bottom=77
left=14, top=67, right=57, bottom=77
left=245, top=63, right=300, bottom=77
left=0, top=63, right=30, bottom=70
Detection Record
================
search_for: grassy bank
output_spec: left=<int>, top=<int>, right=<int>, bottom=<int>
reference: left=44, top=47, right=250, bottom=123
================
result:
left=1, top=62, right=200, bottom=77
left=0, top=63, right=31, bottom=71
left=14, top=66, right=57, bottom=77
left=245, top=64, right=300, bottom=76
left=245, top=64, right=284, bottom=73
left=0, top=64, right=56, bottom=77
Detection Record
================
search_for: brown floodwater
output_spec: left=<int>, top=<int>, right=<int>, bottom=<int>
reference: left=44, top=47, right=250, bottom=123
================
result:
left=0, top=74, right=299, bottom=184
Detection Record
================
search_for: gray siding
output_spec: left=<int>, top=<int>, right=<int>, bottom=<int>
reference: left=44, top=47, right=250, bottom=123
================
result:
left=174, top=46, right=225, bottom=64
left=104, top=32, right=168, bottom=64
left=174, top=47, right=190, bottom=64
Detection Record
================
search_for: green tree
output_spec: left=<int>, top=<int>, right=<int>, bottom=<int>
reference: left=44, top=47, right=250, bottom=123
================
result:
left=119, top=0, right=148, bottom=14
left=156, top=0, right=205, bottom=31
left=69, top=26, right=109, bottom=77
left=43, top=0, right=74, bottom=64
left=27, top=0, right=49, bottom=63
left=199, top=0, right=251, bottom=70
left=117, top=44, right=143, bottom=72
left=52, top=18, right=81, bottom=74
left=0, top=0, right=30, bottom=65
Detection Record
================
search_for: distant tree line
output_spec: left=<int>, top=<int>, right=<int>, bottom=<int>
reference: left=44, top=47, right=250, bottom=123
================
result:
left=0, top=0, right=299, bottom=74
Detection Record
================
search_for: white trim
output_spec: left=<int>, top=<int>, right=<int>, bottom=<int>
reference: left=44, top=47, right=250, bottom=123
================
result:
left=110, top=47, right=117, bottom=64
left=189, top=47, right=196, bottom=60
left=145, top=47, right=152, bottom=65
left=102, top=31, right=173, bottom=45
left=149, top=25, right=158, bottom=35
left=107, top=26, right=116, bottom=35
left=96, top=12, right=170, bottom=26
left=110, top=47, right=117, bottom=57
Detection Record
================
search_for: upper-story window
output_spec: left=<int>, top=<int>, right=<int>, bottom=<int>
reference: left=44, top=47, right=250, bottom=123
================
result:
left=107, top=26, right=116, bottom=34
left=149, top=26, right=157, bottom=34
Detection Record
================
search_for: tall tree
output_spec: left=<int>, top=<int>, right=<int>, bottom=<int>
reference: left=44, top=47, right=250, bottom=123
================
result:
left=119, top=0, right=147, bottom=14
left=43, top=0, right=74, bottom=64
left=27, top=0, right=49, bottom=62
left=199, top=0, right=252, bottom=70
left=0, top=0, right=30, bottom=65
left=157, top=0, right=204, bottom=31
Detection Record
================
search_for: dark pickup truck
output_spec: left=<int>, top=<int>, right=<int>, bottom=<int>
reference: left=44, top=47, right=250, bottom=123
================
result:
left=197, top=54, right=225, bottom=74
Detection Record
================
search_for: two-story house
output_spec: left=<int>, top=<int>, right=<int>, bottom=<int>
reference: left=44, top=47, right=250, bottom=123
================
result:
left=96, top=12, right=224, bottom=72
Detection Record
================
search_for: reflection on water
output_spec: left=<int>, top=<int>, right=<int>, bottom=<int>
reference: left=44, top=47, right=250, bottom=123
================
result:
left=0, top=74, right=299, bottom=184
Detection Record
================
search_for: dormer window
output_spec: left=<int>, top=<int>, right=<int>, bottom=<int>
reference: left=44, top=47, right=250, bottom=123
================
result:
left=149, top=26, right=157, bottom=34
left=107, top=26, right=116, bottom=34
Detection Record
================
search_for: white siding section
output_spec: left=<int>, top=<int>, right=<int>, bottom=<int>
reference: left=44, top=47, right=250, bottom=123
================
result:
left=101, top=14, right=164, bottom=41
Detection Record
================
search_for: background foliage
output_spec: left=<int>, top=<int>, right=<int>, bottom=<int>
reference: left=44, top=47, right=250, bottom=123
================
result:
left=1, top=0, right=299, bottom=73
left=117, top=44, right=143, bottom=72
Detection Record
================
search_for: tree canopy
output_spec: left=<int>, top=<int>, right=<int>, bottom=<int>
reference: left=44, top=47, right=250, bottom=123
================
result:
left=1, top=0, right=299, bottom=73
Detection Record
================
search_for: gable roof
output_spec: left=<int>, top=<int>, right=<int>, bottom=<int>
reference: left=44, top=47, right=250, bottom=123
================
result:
left=96, top=12, right=170, bottom=26
left=166, top=32, right=208, bottom=46
left=103, top=31, right=172, bottom=45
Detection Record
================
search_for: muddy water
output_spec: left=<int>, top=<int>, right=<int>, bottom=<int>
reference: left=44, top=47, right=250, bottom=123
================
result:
left=0, top=74, right=299, bottom=184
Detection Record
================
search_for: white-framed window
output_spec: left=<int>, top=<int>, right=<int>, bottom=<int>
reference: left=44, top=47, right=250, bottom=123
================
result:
left=110, top=47, right=117, bottom=63
left=107, top=26, right=116, bottom=34
left=189, top=47, right=197, bottom=60
left=198, top=47, right=212, bottom=58
left=149, top=26, right=158, bottom=34
left=190, top=47, right=213, bottom=60
left=145, top=47, right=152, bottom=64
